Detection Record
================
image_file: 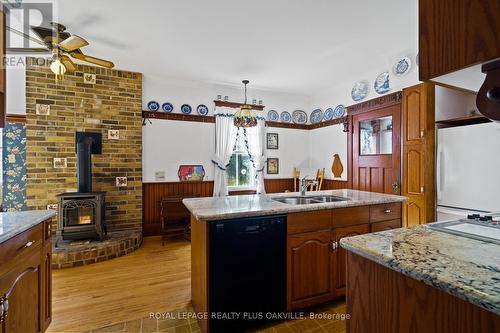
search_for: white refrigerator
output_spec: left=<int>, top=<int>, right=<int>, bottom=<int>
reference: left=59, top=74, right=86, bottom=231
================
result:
left=437, top=122, right=500, bottom=220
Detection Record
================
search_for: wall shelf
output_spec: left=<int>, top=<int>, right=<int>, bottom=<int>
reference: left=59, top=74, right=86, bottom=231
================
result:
left=435, top=115, right=492, bottom=127
left=142, top=111, right=348, bottom=130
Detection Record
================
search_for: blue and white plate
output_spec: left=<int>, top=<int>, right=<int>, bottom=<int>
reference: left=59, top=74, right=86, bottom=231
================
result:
left=323, top=108, right=334, bottom=121
left=374, top=72, right=391, bottom=95
left=161, top=102, right=173, bottom=112
left=196, top=104, right=209, bottom=116
left=147, top=101, right=160, bottom=111
left=393, top=57, right=412, bottom=76
left=181, top=104, right=192, bottom=114
left=267, top=110, right=279, bottom=121
left=292, top=110, right=307, bottom=124
left=310, top=109, right=323, bottom=124
left=333, top=104, right=346, bottom=118
left=351, top=81, right=370, bottom=102
left=280, top=111, right=292, bottom=123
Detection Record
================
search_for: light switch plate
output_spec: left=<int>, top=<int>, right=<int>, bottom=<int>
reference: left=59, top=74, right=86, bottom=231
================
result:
left=155, top=171, right=165, bottom=181
left=47, top=203, right=58, bottom=211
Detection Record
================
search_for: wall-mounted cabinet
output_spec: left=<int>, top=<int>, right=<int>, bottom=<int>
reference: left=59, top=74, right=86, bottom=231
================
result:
left=419, top=0, right=500, bottom=81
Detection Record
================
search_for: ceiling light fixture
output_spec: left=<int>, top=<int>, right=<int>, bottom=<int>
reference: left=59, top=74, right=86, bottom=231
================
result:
left=234, top=80, right=257, bottom=128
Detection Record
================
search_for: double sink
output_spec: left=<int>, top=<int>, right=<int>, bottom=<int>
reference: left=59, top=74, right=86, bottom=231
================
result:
left=272, top=195, right=350, bottom=205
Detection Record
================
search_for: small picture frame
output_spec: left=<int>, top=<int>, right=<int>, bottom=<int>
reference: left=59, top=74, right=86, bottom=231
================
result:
left=83, top=73, right=97, bottom=84
left=36, top=104, right=50, bottom=115
left=108, top=129, right=120, bottom=140
left=266, top=133, right=279, bottom=150
left=115, top=177, right=128, bottom=187
left=53, top=157, right=67, bottom=169
left=267, top=158, right=279, bottom=175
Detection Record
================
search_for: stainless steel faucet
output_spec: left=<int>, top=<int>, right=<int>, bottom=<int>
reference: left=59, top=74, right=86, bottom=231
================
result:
left=300, top=176, right=318, bottom=196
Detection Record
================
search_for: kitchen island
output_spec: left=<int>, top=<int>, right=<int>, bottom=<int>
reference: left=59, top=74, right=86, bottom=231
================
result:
left=340, top=220, right=500, bottom=333
left=183, top=189, right=406, bottom=333
left=0, top=210, right=55, bottom=333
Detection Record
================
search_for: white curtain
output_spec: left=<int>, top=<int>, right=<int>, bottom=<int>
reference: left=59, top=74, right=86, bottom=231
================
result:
left=245, top=117, right=267, bottom=194
left=212, top=107, right=238, bottom=197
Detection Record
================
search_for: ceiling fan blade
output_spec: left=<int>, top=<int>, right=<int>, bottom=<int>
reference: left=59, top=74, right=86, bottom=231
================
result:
left=70, top=52, right=114, bottom=68
left=61, top=55, right=77, bottom=72
left=31, top=25, right=70, bottom=47
left=6, top=26, right=48, bottom=48
left=59, top=35, right=89, bottom=52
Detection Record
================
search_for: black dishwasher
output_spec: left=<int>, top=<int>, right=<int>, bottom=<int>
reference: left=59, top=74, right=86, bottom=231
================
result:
left=209, top=215, right=286, bottom=332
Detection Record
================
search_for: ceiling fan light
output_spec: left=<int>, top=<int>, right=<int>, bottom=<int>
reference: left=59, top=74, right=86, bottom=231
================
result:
left=50, top=59, right=67, bottom=76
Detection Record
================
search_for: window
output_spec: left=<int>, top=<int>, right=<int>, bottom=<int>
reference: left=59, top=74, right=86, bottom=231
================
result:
left=227, top=129, right=256, bottom=189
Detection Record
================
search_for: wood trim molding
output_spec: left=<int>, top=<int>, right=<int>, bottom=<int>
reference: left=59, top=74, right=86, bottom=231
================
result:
left=265, top=121, right=310, bottom=130
left=142, top=111, right=215, bottom=123
left=347, top=92, right=402, bottom=115
left=6, top=114, right=27, bottom=123
left=143, top=111, right=348, bottom=130
left=213, top=100, right=265, bottom=111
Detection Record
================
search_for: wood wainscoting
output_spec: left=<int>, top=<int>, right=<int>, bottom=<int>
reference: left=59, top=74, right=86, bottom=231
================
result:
left=143, top=179, right=348, bottom=236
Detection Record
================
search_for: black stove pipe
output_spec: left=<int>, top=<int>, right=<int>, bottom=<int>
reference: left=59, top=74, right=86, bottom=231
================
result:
left=77, top=137, right=93, bottom=193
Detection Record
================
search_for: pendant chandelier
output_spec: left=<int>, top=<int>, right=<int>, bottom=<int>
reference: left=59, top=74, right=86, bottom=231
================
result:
left=234, top=80, right=258, bottom=128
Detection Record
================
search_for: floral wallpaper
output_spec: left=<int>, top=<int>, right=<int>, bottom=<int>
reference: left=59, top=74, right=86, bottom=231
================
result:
left=2, top=123, right=27, bottom=211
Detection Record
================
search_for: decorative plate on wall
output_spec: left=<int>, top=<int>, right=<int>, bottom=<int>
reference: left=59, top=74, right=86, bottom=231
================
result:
left=267, top=110, right=279, bottom=121
left=333, top=104, right=346, bottom=118
left=280, top=111, right=292, bottom=123
left=292, top=110, right=308, bottom=124
left=351, top=81, right=370, bottom=102
left=197, top=104, right=209, bottom=116
left=393, top=57, right=412, bottom=76
left=147, top=101, right=160, bottom=111
left=161, top=102, right=173, bottom=112
left=181, top=104, right=192, bottom=114
left=310, top=108, right=323, bottom=124
left=323, top=108, right=334, bottom=121
left=374, top=72, right=391, bottom=94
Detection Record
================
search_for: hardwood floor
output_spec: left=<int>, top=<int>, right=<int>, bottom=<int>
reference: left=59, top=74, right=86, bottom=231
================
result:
left=48, top=237, right=192, bottom=332
left=48, top=236, right=346, bottom=333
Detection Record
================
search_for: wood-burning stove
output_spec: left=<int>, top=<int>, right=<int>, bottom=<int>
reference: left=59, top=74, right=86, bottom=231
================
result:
left=57, top=192, right=106, bottom=240
left=57, top=132, right=106, bottom=240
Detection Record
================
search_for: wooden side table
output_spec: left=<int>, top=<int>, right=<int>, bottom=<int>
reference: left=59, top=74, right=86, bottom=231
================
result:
left=160, top=194, right=199, bottom=245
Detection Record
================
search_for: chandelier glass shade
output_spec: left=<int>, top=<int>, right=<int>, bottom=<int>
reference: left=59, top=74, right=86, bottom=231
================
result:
left=234, top=80, right=257, bottom=128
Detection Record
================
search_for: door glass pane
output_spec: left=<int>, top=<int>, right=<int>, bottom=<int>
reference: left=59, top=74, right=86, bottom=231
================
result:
left=360, top=116, right=393, bottom=155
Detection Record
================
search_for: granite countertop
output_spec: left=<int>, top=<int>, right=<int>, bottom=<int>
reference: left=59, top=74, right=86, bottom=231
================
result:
left=183, top=189, right=406, bottom=220
left=0, top=210, right=56, bottom=244
left=340, top=223, right=500, bottom=315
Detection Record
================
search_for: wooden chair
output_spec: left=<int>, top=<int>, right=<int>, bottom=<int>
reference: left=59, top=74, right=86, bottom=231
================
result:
left=160, top=194, right=199, bottom=245
left=293, top=168, right=301, bottom=192
left=312, top=168, right=325, bottom=191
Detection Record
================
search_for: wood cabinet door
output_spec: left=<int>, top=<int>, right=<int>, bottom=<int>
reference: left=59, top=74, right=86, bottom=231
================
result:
left=352, top=104, right=401, bottom=194
left=402, top=83, right=435, bottom=227
left=332, top=223, right=370, bottom=296
left=0, top=250, right=42, bottom=333
left=287, top=230, right=333, bottom=310
left=419, top=0, right=500, bottom=81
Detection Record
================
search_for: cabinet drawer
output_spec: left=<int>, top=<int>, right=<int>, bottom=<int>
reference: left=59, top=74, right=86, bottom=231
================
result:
left=371, top=219, right=401, bottom=232
left=370, top=203, right=401, bottom=222
left=287, top=210, right=332, bottom=235
left=332, top=206, right=369, bottom=227
left=0, top=223, right=43, bottom=265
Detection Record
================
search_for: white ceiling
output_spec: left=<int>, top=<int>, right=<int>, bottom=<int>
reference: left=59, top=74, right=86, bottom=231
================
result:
left=52, top=0, right=417, bottom=95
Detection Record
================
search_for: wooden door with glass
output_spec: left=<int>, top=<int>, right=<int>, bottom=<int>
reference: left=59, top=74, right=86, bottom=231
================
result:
left=351, top=98, right=402, bottom=194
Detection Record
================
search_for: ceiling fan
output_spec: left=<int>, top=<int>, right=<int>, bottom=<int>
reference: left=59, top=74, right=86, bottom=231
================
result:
left=7, top=22, right=115, bottom=76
